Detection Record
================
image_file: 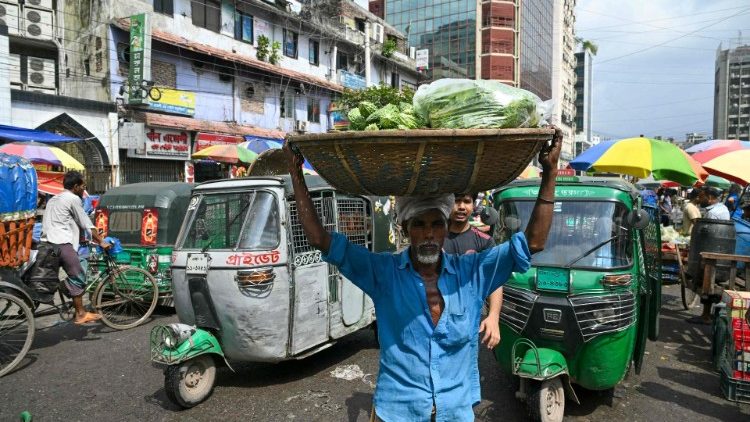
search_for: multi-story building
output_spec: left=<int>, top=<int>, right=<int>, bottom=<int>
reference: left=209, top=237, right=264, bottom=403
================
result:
left=684, top=132, right=709, bottom=150
left=549, top=0, right=576, bottom=165
left=383, top=0, right=519, bottom=84
left=0, top=0, right=418, bottom=187
left=519, top=0, right=552, bottom=100
left=714, top=44, right=750, bottom=141
left=574, top=50, right=593, bottom=156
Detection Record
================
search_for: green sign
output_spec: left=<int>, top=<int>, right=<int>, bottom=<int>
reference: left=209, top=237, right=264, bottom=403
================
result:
left=128, top=13, right=151, bottom=105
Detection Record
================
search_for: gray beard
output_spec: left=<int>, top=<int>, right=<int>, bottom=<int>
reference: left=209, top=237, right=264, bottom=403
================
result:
left=416, top=250, right=440, bottom=264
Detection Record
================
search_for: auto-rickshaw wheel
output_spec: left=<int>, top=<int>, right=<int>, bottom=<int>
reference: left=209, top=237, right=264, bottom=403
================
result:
left=529, top=378, right=565, bottom=422
left=164, top=354, right=216, bottom=408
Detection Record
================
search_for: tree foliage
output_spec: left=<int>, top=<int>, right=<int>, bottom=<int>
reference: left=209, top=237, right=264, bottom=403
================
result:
left=337, top=84, right=415, bottom=110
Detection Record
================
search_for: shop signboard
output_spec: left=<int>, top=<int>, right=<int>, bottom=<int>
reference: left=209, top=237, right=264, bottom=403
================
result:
left=416, top=49, right=429, bottom=70
left=128, top=126, right=191, bottom=160
left=146, top=88, right=196, bottom=116
left=340, top=70, right=366, bottom=90
left=194, top=133, right=243, bottom=153
left=128, top=13, right=151, bottom=105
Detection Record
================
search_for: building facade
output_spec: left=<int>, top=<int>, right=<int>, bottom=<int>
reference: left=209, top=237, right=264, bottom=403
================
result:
left=519, top=0, right=552, bottom=100
left=574, top=50, right=593, bottom=156
left=1, top=0, right=418, bottom=188
left=714, top=44, right=750, bottom=141
left=549, top=0, right=576, bottom=165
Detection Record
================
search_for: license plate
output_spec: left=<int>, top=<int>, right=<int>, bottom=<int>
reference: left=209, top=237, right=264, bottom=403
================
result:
left=536, top=267, right=569, bottom=291
left=186, top=253, right=210, bottom=275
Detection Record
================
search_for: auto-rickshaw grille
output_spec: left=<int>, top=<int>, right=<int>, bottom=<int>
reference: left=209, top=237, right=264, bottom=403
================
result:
left=569, top=291, right=636, bottom=341
left=501, top=287, right=538, bottom=334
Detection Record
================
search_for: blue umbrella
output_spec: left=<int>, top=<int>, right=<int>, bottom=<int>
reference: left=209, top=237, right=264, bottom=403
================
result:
left=241, top=136, right=284, bottom=154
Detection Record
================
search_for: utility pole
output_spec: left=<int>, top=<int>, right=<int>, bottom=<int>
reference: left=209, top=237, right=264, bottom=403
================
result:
left=365, top=21, right=372, bottom=87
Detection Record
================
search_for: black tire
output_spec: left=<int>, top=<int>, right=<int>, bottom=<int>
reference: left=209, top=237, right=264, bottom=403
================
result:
left=93, top=265, right=158, bottom=330
left=164, top=355, right=217, bottom=408
left=148, top=87, right=162, bottom=101
left=681, top=279, right=699, bottom=310
left=528, top=378, right=565, bottom=422
left=0, top=292, right=35, bottom=377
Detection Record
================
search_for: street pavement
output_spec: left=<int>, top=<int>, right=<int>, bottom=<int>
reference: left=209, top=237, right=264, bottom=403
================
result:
left=1, top=284, right=749, bottom=421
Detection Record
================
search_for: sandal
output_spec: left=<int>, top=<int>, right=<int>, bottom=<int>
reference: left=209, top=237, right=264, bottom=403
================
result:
left=74, top=312, right=101, bottom=325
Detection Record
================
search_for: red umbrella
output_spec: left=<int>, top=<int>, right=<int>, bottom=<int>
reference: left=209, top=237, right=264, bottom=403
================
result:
left=691, top=140, right=750, bottom=164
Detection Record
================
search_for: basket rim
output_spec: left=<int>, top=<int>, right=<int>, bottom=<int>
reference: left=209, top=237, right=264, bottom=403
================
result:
left=287, top=127, right=555, bottom=143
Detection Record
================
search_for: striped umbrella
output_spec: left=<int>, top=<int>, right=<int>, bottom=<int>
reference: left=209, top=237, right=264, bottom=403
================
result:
left=685, top=139, right=748, bottom=154
left=240, top=138, right=284, bottom=154
left=690, top=140, right=750, bottom=164
left=570, top=137, right=707, bottom=186
left=702, top=149, right=750, bottom=185
left=0, top=142, right=84, bottom=170
left=191, top=144, right=259, bottom=164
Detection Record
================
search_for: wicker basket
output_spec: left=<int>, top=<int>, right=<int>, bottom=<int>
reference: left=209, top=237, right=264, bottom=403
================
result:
left=288, top=128, right=554, bottom=196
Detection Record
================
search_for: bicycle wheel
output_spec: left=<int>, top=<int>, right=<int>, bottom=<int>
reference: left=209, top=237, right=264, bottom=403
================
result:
left=93, top=265, right=158, bottom=330
left=0, top=292, right=35, bottom=377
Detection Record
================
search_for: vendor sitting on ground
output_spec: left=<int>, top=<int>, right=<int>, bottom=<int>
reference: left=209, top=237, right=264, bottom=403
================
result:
left=284, top=130, right=561, bottom=421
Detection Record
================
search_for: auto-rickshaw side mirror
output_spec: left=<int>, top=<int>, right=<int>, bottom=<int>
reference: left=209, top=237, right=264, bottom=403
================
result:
left=626, top=209, right=650, bottom=230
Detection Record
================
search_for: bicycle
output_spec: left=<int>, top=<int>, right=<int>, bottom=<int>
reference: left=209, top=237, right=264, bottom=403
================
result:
left=0, top=248, right=159, bottom=377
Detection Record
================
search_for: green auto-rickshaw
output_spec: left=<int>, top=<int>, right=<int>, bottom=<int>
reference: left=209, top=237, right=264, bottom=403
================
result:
left=492, top=176, right=662, bottom=421
left=90, top=182, right=193, bottom=306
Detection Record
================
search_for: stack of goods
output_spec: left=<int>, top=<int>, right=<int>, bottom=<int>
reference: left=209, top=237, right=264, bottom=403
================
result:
left=717, top=290, right=750, bottom=403
left=0, top=153, right=38, bottom=267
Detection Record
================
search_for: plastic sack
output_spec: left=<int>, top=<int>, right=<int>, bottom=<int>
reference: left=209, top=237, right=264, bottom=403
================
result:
left=413, top=79, right=552, bottom=129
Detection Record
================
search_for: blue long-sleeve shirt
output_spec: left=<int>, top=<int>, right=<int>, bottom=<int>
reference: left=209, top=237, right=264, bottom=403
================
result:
left=322, top=231, right=531, bottom=421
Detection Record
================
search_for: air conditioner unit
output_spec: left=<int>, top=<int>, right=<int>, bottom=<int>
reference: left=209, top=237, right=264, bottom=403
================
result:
left=371, top=23, right=384, bottom=44
left=23, top=7, right=54, bottom=40
left=9, top=53, right=21, bottom=84
left=23, top=0, right=52, bottom=10
left=26, top=56, right=56, bottom=89
left=26, top=86, right=56, bottom=95
left=409, top=46, right=416, bottom=59
left=0, top=2, right=20, bottom=36
left=295, top=120, right=308, bottom=133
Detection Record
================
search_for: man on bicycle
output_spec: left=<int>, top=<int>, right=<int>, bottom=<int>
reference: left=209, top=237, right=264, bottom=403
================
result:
left=40, top=171, right=109, bottom=325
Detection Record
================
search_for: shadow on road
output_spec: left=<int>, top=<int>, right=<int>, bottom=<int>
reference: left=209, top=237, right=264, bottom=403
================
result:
left=636, top=381, right=745, bottom=420
left=344, top=391, right=373, bottom=422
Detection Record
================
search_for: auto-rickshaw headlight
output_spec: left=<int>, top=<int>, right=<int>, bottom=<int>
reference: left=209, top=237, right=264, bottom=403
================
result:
left=592, top=307, right=617, bottom=326
left=601, top=274, right=632, bottom=287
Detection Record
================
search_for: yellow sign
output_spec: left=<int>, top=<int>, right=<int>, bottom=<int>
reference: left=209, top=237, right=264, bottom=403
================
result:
left=147, top=88, right=196, bottom=116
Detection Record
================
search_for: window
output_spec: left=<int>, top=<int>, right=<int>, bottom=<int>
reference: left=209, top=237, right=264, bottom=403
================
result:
left=280, top=90, right=295, bottom=119
left=307, top=98, right=320, bottom=123
left=191, top=0, right=220, bottom=32
left=179, top=191, right=280, bottom=251
left=108, top=211, right=142, bottom=245
left=234, top=12, right=253, bottom=43
left=154, top=0, right=173, bottom=15
left=283, top=29, right=298, bottom=59
left=337, top=53, right=349, bottom=70
left=390, top=72, right=400, bottom=89
left=309, top=39, right=320, bottom=66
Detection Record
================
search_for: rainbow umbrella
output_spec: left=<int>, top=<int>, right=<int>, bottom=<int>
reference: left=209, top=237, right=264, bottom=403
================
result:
left=192, top=144, right=259, bottom=164
left=570, top=137, right=707, bottom=186
left=0, top=141, right=84, bottom=170
left=685, top=139, right=748, bottom=154
left=240, top=138, right=284, bottom=154
left=690, top=140, right=750, bottom=164
left=517, top=165, right=541, bottom=179
left=702, top=149, right=750, bottom=185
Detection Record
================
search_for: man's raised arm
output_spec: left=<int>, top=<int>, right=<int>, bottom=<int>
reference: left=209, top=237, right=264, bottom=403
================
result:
left=524, top=127, right=562, bottom=253
left=284, top=143, right=331, bottom=254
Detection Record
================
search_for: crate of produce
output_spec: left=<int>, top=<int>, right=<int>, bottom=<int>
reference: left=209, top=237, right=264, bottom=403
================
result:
left=288, top=128, right=553, bottom=196
left=720, top=365, right=750, bottom=403
left=721, top=290, right=750, bottom=319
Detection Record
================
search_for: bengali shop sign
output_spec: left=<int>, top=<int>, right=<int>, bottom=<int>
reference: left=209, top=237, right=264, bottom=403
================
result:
left=128, top=126, right=191, bottom=160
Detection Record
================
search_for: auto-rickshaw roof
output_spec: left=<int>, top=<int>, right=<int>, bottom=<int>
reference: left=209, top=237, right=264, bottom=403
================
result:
left=193, top=175, right=332, bottom=195
left=99, top=182, right=194, bottom=209
left=496, top=176, right=640, bottom=202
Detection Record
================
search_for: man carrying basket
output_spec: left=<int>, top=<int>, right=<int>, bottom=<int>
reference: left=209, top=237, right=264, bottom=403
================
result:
left=284, top=129, right=562, bottom=421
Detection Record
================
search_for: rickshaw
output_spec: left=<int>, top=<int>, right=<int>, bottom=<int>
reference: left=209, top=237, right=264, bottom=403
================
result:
left=149, top=175, right=395, bottom=407
left=91, top=182, right=192, bottom=306
left=492, top=176, right=662, bottom=421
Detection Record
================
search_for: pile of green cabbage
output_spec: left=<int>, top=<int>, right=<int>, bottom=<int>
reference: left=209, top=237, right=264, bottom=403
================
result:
left=413, top=79, right=548, bottom=129
left=347, top=101, right=425, bottom=131
left=344, top=79, right=549, bottom=131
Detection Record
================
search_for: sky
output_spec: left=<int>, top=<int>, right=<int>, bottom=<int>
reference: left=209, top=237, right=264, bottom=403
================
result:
left=574, top=0, right=750, bottom=141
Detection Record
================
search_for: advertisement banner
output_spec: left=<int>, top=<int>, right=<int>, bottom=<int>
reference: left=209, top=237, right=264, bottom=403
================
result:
left=340, top=70, right=366, bottom=90
left=128, top=127, right=191, bottom=160
left=128, top=13, right=152, bottom=105
left=95, top=209, right=109, bottom=238
left=141, top=208, right=159, bottom=246
left=416, top=49, right=429, bottom=70
left=146, top=88, right=196, bottom=116
left=194, top=133, right=243, bottom=153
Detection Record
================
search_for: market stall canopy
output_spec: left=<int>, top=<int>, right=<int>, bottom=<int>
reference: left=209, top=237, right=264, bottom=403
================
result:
left=690, top=140, right=750, bottom=164
left=0, top=124, right=81, bottom=144
left=702, top=149, right=750, bottom=185
left=191, top=143, right=258, bottom=164
left=36, top=171, right=64, bottom=196
left=570, top=137, right=708, bottom=187
left=0, top=142, right=84, bottom=170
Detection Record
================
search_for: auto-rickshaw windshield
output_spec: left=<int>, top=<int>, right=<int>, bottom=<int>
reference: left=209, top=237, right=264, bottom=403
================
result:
left=498, top=200, right=632, bottom=269
left=178, top=191, right=280, bottom=250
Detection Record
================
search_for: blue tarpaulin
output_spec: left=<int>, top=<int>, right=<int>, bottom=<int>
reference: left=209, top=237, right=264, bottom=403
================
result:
left=0, top=124, right=80, bottom=144
left=735, top=217, right=750, bottom=270
left=0, top=152, right=37, bottom=222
